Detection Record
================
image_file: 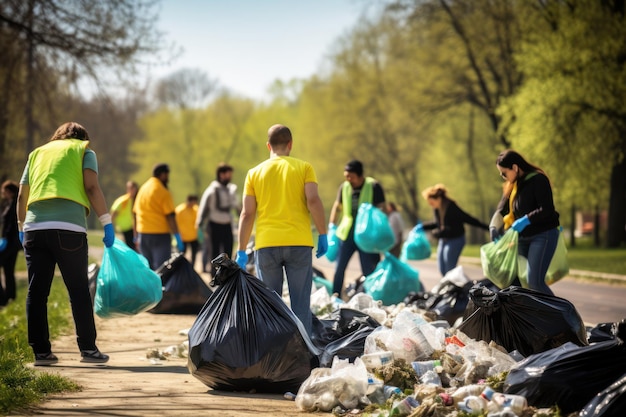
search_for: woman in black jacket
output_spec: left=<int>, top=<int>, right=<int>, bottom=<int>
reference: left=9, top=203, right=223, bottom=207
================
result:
left=491, top=150, right=560, bottom=295
left=421, top=184, right=489, bottom=276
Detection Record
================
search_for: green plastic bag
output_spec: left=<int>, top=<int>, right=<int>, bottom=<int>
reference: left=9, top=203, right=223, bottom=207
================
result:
left=400, top=225, right=431, bottom=261
left=354, top=203, right=395, bottom=254
left=363, top=252, right=422, bottom=305
left=518, top=228, right=569, bottom=287
left=480, top=229, right=519, bottom=288
left=95, top=238, right=163, bottom=318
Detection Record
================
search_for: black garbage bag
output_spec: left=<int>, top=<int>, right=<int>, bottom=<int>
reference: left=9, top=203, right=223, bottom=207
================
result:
left=579, top=372, right=626, bottom=417
left=187, top=254, right=320, bottom=393
left=310, top=308, right=381, bottom=368
left=458, top=284, right=587, bottom=357
left=587, top=319, right=626, bottom=344
left=149, top=252, right=213, bottom=314
left=504, top=338, right=626, bottom=414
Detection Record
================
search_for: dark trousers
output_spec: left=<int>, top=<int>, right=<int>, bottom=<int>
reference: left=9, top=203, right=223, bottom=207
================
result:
left=0, top=246, right=19, bottom=304
left=23, top=229, right=97, bottom=354
left=183, top=240, right=200, bottom=269
left=122, top=229, right=136, bottom=251
left=332, top=231, right=380, bottom=296
left=209, top=221, right=233, bottom=272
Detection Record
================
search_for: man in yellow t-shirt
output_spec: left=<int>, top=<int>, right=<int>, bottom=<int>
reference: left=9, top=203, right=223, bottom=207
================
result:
left=236, top=124, right=328, bottom=336
left=110, top=180, right=138, bottom=249
left=133, top=163, right=184, bottom=270
left=175, top=195, right=199, bottom=269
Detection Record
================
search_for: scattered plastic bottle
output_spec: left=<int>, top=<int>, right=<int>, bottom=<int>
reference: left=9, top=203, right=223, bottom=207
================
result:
left=383, top=385, right=402, bottom=399
left=411, top=359, right=442, bottom=377
left=481, top=387, right=527, bottom=415
left=390, top=396, right=419, bottom=416
left=458, top=395, right=488, bottom=413
left=451, top=384, right=485, bottom=402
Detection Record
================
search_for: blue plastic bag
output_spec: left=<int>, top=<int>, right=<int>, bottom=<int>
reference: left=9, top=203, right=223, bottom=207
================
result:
left=363, top=253, right=422, bottom=305
left=400, top=225, right=431, bottom=261
left=325, top=224, right=341, bottom=262
left=354, top=203, right=395, bottom=254
left=95, top=238, right=163, bottom=318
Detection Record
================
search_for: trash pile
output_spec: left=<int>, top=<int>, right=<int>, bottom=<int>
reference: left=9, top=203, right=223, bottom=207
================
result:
left=181, top=254, right=625, bottom=416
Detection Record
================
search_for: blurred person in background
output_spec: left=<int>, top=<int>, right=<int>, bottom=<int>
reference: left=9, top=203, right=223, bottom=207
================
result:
left=0, top=180, right=21, bottom=306
left=196, top=163, right=239, bottom=275
left=386, top=202, right=405, bottom=258
left=110, top=180, right=138, bottom=250
left=175, top=194, right=200, bottom=268
left=133, top=163, right=184, bottom=270
left=329, top=160, right=385, bottom=297
left=421, top=184, right=489, bottom=277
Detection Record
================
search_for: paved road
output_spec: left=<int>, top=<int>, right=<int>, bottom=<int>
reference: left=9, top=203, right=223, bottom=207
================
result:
left=312, top=255, right=626, bottom=326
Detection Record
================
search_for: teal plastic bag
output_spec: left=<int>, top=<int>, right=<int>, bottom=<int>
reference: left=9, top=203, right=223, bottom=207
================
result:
left=518, top=228, right=569, bottom=287
left=480, top=229, right=519, bottom=288
left=325, top=224, right=341, bottom=262
left=363, top=253, right=422, bottom=305
left=400, top=225, right=431, bottom=261
left=354, top=203, right=395, bottom=254
left=95, top=238, right=163, bottom=318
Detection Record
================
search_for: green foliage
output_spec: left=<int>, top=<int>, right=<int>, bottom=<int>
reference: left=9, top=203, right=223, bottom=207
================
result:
left=0, top=279, right=77, bottom=415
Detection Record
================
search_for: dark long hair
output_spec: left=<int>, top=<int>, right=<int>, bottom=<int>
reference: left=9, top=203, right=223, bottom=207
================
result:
left=49, top=122, right=90, bottom=142
left=496, top=149, right=548, bottom=197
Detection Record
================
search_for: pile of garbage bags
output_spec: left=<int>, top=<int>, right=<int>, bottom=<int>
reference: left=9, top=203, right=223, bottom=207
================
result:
left=183, top=254, right=625, bottom=416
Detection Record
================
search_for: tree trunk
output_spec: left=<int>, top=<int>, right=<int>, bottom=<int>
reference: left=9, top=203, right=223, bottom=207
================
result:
left=606, top=157, right=626, bottom=247
left=569, top=204, right=576, bottom=248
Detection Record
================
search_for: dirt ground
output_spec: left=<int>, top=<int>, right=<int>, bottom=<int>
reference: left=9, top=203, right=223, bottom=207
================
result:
left=16, top=251, right=339, bottom=417
left=21, top=306, right=328, bottom=417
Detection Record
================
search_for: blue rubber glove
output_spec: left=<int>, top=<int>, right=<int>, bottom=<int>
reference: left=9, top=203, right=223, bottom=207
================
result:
left=415, top=222, right=424, bottom=232
left=174, top=233, right=184, bottom=252
left=102, top=223, right=115, bottom=248
left=19, top=232, right=24, bottom=245
left=511, top=215, right=531, bottom=233
left=0, top=238, right=6, bottom=252
left=316, top=234, right=328, bottom=258
left=235, top=250, right=248, bottom=269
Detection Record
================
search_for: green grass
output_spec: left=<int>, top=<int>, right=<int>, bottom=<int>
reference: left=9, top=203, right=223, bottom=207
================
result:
left=0, top=279, right=79, bottom=415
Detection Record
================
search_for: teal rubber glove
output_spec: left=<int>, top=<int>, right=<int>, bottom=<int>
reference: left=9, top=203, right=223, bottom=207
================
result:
left=235, top=250, right=248, bottom=269
left=0, top=238, right=6, bottom=252
left=102, top=223, right=115, bottom=248
left=316, top=234, right=328, bottom=258
left=19, top=232, right=24, bottom=245
left=511, top=215, right=530, bottom=233
left=415, top=222, right=424, bottom=232
left=174, top=233, right=184, bottom=252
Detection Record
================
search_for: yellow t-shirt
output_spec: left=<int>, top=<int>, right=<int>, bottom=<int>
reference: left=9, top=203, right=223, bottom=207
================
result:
left=133, top=177, right=175, bottom=234
left=110, top=193, right=134, bottom=232
left=175, top=203, right=198, bottom=242
left=243, top=156, right=316, bottom=249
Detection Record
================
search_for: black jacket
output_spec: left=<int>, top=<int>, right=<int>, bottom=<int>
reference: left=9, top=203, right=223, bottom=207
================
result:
left=423, top=200, right=488, bottom=239
left=496, top=172, right=560, bottom=237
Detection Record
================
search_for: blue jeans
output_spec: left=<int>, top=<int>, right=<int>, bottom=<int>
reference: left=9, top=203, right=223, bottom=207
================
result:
left=518, top=228, right=559, bottom=295
left=437, top=235, right=465, bottom=276
left=255, top=246, right=313, bottom=335
left=23, top=230, right=98, bottom=354
left=332, top=231, right=380, bottom=296
left=139, top=233, right=172, bottom=270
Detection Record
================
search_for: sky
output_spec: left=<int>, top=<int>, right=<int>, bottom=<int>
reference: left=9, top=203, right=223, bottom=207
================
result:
left=149, top=0, right=369, bottom=101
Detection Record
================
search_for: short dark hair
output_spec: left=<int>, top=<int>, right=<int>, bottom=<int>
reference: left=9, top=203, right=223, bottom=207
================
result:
left=267, top=124, right=292, bottom=148
left=215, top=163, right=233, bottom=180
left=152, top=163, right=170, bottom=177
left=344, top=160, right=363, bottom=176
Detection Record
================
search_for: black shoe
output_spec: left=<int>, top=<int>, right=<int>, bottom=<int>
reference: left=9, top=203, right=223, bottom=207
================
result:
left=34, top=352, right=59, bottom=366
left=80, top=349, right=109, bottom=363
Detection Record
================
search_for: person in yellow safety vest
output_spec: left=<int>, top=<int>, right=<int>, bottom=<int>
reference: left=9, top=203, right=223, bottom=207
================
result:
left=110, top=180, right=138, bottom=250
left=17, top=121, right=113, bottom=366
left=175, top=195, right=200, bottom=269
left=328, top=160, right=386, bottom=298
